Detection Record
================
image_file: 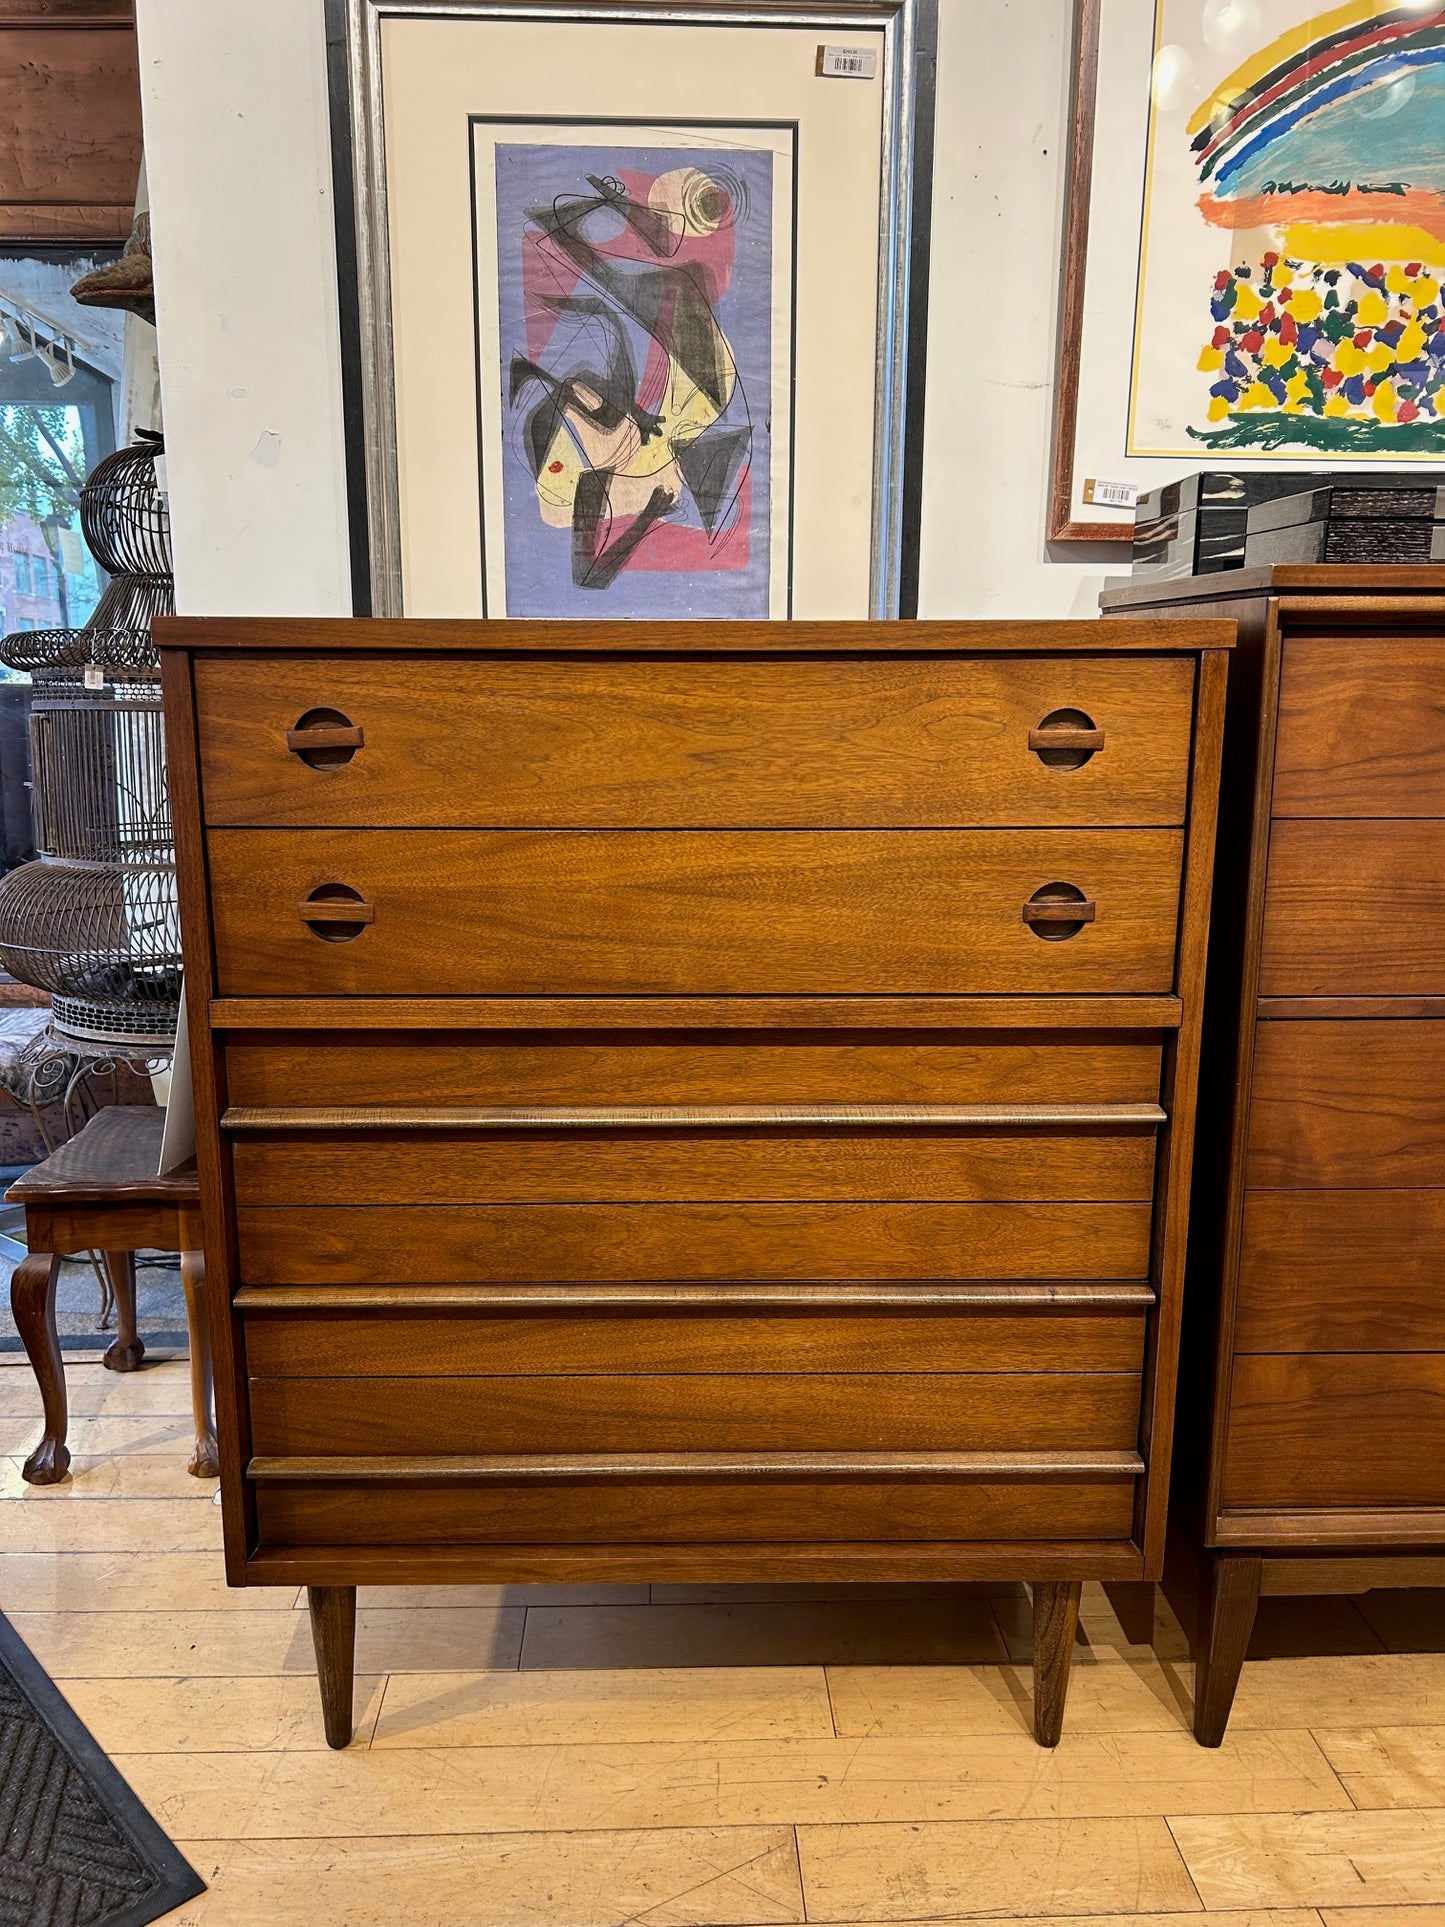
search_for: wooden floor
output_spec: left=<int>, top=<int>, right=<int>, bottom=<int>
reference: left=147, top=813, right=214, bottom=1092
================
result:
left=3, top=1355, right=1445, bottom=1926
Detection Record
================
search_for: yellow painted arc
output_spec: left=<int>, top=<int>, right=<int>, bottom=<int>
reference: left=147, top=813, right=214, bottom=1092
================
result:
left=1186, top=0, right=1397, bottom=137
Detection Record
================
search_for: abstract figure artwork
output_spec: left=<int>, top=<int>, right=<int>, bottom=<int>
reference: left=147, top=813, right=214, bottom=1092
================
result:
left=490, top=138, right=785, bottom=616
left=1131, top=1, right=1445, bottom=457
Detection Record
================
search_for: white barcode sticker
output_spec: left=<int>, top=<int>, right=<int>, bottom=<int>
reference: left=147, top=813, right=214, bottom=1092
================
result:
left=83, top=664, right=104, bottom=690
left=1082, top=477, right=1139, bottom=509
left=817, top=44, right=878, bottom=78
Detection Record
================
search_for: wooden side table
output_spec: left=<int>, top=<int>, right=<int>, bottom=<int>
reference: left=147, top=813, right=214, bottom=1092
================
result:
left=6, top=1104, right=216, bottom=1485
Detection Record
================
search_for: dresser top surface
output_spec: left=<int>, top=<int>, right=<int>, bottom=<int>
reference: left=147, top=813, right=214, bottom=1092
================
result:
left=1101, top=563, right=1445, bottom=612
left=155, top=616, right=1235, bottom=656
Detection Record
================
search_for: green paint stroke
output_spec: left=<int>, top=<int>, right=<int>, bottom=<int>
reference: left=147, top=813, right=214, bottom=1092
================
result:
left=1192, top=414, right=1445, bottom=453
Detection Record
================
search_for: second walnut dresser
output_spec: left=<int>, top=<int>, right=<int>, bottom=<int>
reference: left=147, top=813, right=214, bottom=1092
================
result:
left=159, top=617, right=1232, bottom=1747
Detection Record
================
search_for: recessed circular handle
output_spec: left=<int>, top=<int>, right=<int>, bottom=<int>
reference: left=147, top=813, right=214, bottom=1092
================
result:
left=1023, top=882, right=1096, bottom=941
left=1028, top=708, right=1104, bottom=770
left=299, top=883, right=374, bottom=943
left=286, top=707, right=364, bottom=768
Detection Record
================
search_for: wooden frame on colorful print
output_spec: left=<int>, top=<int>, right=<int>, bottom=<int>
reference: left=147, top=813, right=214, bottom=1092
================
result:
left=1052, top=0, right=1445, bottom=544
left=325, top=0, right=937, bottom=618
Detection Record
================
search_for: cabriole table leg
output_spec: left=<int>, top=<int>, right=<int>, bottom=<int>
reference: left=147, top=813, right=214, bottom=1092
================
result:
left=11, top=1251, right=68, bottom=1484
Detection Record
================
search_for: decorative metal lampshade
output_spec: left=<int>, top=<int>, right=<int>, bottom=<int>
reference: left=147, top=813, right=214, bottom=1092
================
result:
left=0, top=436, right=182, bottom=1047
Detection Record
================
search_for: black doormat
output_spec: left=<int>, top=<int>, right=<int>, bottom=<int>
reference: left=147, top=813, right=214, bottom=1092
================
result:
left=0, top=1613, right=204, bottom=1925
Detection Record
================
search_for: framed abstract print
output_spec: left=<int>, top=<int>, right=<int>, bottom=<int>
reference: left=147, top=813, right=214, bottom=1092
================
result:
left=1052, top=0, right=1445, bottom=543
left=327, top=0, right=936, bottom=616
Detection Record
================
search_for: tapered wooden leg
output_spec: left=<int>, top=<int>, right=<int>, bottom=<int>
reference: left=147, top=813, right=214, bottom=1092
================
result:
left=101, top=1251, right=145, bottom=1372
left=1193, top=1551, right=1261, bottom=1747
left=179, top=1251, right=219, bottom=1478
left=307, top=1585, right=357, bottom=1748
left=11, top=1252, right=69, bottom=1484
left=1031, top=1579, right=1082, bottom=1746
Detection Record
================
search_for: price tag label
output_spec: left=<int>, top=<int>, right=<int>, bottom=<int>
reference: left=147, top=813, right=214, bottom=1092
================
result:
left=1082, top=477, right=1139, bottom=509
left=816, top=44, right=878, bottom=78
left=83, top=665, right=104, bottom=691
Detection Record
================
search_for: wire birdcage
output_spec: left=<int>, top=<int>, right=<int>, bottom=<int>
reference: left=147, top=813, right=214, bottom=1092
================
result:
left=0, top=435, right=181, bottom=1046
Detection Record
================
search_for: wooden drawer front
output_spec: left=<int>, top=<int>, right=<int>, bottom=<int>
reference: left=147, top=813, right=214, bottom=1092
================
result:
left=224, top=1029, right=1166, bottom=1111
left=248, top=1371, right=1142, bottom=1456
left=231, top=1126, right=1157, bottom=1207
left=254, top=1476, right=1138, bottom=1546
left=1237, top=1189, right=1445, bottom=1353
left=235, top=1201, right=1153, bottom=1285
left=242, top=1305, right=1150, bottom=1377
left=1247, top=1021, right=1445, bottom=1188
left=1274, top=637, right=1445, bottom=818
left=1262, top=820, right=1445, bottom=995
left=207, top=828, right=1184, bottom=996
left=1223, top=1353, right=1445, bottom=1508
left=195, top=654, right=1196, bottom=829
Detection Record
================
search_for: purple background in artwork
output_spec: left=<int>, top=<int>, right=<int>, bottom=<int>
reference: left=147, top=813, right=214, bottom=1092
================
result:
left=492, top=139, right=776, bottom=618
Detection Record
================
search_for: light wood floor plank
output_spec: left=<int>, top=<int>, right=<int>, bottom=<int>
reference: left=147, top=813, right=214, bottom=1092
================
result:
left=1315, top=1729, right=1445, bottom=1809
left=156, top=1827, right=804, bottom=1925
left=795, top=1816, right=1201, bottom=1921
left=372, top=1666, right=835, bottom=1747
left=1, top=1454, right=218, bottom=1499
left=59, top=1674, right=389, bottom=1753
left=1169, top=1811, right=1445, bottom=1910
left=109, top=1727, right=1348, bottom=1837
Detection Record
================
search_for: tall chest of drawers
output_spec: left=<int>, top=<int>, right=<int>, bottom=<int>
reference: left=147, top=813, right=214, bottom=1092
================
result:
left=1103, top=568, right=1445, bottom=1743
left=158, top=616, right=1231, bottom=1747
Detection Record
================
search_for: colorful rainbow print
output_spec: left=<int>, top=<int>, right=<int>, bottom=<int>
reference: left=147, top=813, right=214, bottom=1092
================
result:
left=1188, top=1, right=1445, bottom=450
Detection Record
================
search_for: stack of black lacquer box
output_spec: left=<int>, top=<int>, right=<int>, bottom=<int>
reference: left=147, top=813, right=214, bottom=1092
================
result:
left=1132, top=470, right=1445, bottom=577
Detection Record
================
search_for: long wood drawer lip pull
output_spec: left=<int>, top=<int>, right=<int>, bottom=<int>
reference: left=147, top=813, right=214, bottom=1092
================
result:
left=1027, top=727, right=1106, bottom=752
left=1022, top=899, right=1097, bottom=925
left=296, top=899, right=376, bottom=924
left=233, top=1280, right=1159, bottom=1313
left=247, top=1449, right=1147, bottom=1486
left=222, top=1101, right=1166, bottom=1132
left=286, top=725, right=365, bottom=752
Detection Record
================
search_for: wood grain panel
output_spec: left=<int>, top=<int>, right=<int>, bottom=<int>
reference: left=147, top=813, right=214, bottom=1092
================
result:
left=1274, top=637, right=1445, bottom=818
left=1262, top=820, right=1445, bottom=996
left=247, top=1371, right=1142, bottom=1456
left=206, top=828, right=1184, bottom=997
left=194, top=655, right=1195, bottom=828
left=235, top=1200, right=1153, bottom=1285
left=1246, top=1021, right=1445, bottom=1188
left=1237, top=1189, right=1445, bottom=1353
left=0, top=20, right=141, bottom=241
left=241, top=1305, right=1149, bottom=1377
left=253, top=1476, right=1138, bottom=1546
left=224, top=1030, right=1166, bottom=1110
left=1223, top=1353, right=1445, bottom=1508
left=230, top=1126, right=1157, bottom=1206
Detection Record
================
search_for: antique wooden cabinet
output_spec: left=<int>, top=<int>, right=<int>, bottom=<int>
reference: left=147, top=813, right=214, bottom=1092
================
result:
left=158, top=616, right=1230, bottom=1747
left=1103, top=567, right=1445, bottom=1744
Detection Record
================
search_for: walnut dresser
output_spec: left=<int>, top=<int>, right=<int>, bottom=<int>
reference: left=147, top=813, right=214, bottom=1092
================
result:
left=1103, top=567, right=1445, bottom=1744
left=157, top=616, right=1231, bottom=1748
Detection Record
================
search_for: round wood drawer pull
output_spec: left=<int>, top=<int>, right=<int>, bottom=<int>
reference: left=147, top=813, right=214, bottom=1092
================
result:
left=1022, top=883, right=1095, bottom=941
left=299, top=883, right=374, bottom=943
left=1028, top=709, right=1104, bottom=769
left=286, top=708, right=365, bottom=767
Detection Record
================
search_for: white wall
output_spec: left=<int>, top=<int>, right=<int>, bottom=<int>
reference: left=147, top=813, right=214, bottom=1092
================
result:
left=136, top=0, right=1121, bottom=619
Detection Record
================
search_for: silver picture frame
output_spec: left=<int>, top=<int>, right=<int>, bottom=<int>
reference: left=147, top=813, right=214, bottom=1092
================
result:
left=325, top=0, right=936, bottom=617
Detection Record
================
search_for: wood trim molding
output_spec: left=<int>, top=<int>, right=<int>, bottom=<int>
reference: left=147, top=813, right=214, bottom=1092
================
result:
left=1048, top=0, right=1129, bottom=544
left=233, top=1280, right=1159, bottom=1313
left=222, top=1101, right=1168, bottom=1133
left=1215, top=1507, right=1445, bottom=1548
left=209, top=995, right=1188, bottom=1032
left=248, top=1449, right=1147, bottom=1485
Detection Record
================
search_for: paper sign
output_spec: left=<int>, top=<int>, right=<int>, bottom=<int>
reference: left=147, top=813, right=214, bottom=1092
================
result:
left=1082, top=477, right=1140, bottom=509
left=57, top=528, right=85, bottom=576
left=816, top=45, right=877, bottom=78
